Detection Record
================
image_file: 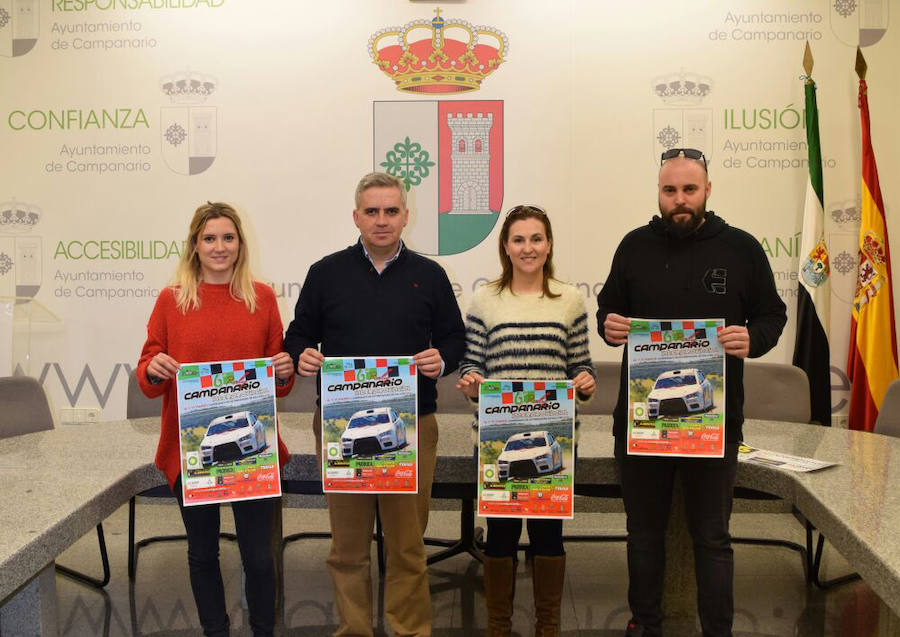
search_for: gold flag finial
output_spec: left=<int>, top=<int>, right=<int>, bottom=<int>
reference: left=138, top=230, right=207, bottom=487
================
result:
left=856, top=46, right=868, bottom=80
left=803, top=41, right=814, bottom=80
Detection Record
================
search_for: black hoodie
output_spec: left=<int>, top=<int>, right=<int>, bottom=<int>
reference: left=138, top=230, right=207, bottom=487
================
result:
left=596, top=210, right=787, bottom=443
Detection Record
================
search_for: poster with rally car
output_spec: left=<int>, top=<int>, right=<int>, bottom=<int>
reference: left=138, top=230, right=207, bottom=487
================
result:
left=320, top=356, right=418, bottom=494
left=176, top=358, right=281, bottom=506
left=478, top=380, right=575, bottom=519
left=627, top=318, right=726, bottom=458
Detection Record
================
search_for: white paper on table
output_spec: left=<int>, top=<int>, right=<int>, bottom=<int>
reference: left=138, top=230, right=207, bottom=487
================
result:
left=737, top=443, right=838, bottom=472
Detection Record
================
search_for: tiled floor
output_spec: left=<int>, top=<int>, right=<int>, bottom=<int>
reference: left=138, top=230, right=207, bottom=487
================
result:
left=53, top=501, right=882, bottom=636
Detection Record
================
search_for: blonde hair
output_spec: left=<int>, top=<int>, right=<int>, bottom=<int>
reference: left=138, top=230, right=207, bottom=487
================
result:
left=172, top=202, right=257, bottom=313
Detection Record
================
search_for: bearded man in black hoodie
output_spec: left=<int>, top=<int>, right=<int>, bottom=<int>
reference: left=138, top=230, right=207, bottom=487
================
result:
left=596, top=149, right=787, bottom=637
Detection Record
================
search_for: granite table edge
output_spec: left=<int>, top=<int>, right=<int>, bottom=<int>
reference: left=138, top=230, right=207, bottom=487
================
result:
left=3, top=417, right=899, bottom=619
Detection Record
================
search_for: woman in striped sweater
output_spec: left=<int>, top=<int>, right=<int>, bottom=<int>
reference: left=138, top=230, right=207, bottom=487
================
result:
left=457, top=205, right=596, bottom=637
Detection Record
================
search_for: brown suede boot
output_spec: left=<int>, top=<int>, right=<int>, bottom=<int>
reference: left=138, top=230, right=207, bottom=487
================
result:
left=483, top=555, right=516, bottom=637
left=532, top=555, right=566, bottom=637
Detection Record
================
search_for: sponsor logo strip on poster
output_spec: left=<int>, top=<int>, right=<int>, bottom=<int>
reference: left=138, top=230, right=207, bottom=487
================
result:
left=478, top=379, right=575, bottom=520
left=627, top=318, right=726, bottom=458
left=176, top=358, right=280, bottom=506
left=320, top=356, right=418, bottom=494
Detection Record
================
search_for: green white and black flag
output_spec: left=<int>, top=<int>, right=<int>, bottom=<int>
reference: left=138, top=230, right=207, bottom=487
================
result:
left=793, top=43, right=831, bottom=425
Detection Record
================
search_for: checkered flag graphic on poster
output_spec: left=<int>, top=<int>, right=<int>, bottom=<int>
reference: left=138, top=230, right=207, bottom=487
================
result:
left=320, top=356, right=418, bottom=494
left=175, top=358, right=280, bottom=506
left=626, top=318, right=725, bottom=458
left=477, top=379, right=575, bottom=520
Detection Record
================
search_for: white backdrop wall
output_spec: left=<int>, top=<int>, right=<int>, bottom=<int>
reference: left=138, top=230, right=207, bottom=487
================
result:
left=1, top=0, right=897, bottom=423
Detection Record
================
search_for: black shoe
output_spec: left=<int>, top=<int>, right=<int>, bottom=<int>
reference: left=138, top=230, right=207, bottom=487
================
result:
left=625, top=619, right=645, bottom=636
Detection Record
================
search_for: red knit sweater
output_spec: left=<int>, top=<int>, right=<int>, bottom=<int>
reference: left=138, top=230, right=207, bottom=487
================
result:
left=137, top=282, right=293, bottom=489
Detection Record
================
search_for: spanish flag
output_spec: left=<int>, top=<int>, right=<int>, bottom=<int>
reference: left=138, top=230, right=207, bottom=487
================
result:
left=847, top=49, right=898, bottom=431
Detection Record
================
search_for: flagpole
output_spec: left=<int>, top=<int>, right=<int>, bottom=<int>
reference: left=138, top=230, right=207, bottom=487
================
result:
left=846, top=47, right=899, bottom=431
left=793, top=41, right=831, bottom=425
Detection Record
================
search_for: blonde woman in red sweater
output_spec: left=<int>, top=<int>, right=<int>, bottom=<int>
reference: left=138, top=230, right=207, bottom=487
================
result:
left=137, top=202, right=294, bottom=637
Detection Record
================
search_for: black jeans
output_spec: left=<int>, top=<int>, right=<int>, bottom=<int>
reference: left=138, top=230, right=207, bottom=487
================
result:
left=478, top=445, right=571, bottom=558
left=486, top=517, right=564, bottom=558
left=615, top=437, right=739, bottom=637
left=173, top=478, right=277, bottom=637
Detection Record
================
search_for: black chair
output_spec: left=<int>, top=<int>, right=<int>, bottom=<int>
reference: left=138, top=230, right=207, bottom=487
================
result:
left=577, top=360, right=814, bottom=561
left=807, top=378, right=900, bottom=590
left=741, top=362, right=812, bottom=423
left=734, top=362, right=812, bottom=579
left=564, top=361, right=628, bottom=544
left=874, top=379, right=900, bottom=436
left=280, top=374, right=388, bottom=573
left=284, top=373, right=479, bottom=569
left=431, top=361, right=630, bottom=558
left=0, top=376, right=110, bottom=588
left=125, top=369, right=236, bottom=580
left=797, top=379, right=900, bottom=590
left=423, top=374, right=485, bottom=565
left=580, top=360, right=621, bottom=417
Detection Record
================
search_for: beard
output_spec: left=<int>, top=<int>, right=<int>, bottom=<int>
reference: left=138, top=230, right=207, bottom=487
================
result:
left=661, top=202, right=706, bottom=238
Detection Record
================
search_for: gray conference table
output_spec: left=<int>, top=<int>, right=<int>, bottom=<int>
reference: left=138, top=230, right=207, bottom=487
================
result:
left=2, top=414, right=900, bottom=635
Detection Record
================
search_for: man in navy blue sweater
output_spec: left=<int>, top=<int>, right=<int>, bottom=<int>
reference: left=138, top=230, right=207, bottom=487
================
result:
left=597, top=150, right=786, bottom=637
left=284, top=172, right=465, bottom=637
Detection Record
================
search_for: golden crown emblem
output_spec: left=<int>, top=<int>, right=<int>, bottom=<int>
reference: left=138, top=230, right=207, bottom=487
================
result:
left=369, top=8, right=509, bottom=93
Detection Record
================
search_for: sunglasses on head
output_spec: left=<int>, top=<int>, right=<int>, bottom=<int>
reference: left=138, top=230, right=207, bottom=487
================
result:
left=660, top=148, right=707, bottom=169
left=505, top=205, right=547, bottom=217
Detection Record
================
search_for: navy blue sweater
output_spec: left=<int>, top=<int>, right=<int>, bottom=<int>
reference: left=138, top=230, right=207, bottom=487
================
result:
left=284, top=242, right=466, bottom=415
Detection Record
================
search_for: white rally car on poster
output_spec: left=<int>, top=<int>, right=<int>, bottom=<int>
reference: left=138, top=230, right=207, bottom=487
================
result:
left=341, top=407, right=408, bottom=458
left=647, top=368, right=713, bottom=419
left=200, top=411, right=266, bottom=467
left=497, top=430, right=563, bottom=481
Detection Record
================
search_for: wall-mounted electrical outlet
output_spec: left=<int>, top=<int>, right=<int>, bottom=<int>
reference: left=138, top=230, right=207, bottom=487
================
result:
left=59, top=407, right=101, bottom=425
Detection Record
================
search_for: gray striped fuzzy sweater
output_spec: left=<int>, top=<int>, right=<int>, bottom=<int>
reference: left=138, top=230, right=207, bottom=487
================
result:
left=459, top=279, right=595, bottom=407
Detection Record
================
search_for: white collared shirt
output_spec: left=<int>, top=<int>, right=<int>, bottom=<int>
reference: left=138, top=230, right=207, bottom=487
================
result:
left=360, top=238, right=404, bottom=275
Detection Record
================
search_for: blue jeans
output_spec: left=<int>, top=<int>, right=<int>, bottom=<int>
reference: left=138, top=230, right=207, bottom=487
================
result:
left=173, top=478, right=276, bottom=637
left=615, top=437, right=739, bottom=637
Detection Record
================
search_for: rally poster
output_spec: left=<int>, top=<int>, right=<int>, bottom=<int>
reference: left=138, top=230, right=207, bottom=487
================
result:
left=627, top=318, right=726, bottom=457
left=320, top=356, right=418, bottom=494
left=175, top=358, right=281, bottom=506
left=478, top=380, right=575, bottom=519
